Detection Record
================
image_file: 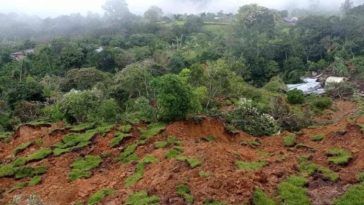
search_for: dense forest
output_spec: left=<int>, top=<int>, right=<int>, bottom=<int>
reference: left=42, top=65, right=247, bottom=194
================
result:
left=1, top=0, right=363, bottom=135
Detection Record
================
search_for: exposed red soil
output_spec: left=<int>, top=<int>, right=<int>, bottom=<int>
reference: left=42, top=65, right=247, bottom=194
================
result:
left=1, top=100, right=363, bottom=205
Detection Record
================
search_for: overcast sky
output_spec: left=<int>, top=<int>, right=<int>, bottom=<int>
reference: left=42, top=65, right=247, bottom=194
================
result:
left=0, top=0, right=363, bottom=17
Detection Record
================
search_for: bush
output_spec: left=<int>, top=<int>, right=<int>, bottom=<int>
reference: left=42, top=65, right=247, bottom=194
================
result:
left=13, top=101, right=42, bottom=123
left=325, top=82, right=354, bottom=99
left=263, top=76, right=287, bottom=93
left=94, top=98, right=120, bottom=123
left=225, top=99, right=279, bottom=136
left=42, top=104, right=65, bottom=122
left=278, top=176, right=310, bottom=205
left=311, top=96, right=333, bottom=110
left=235, top=160, right=267, bottom=171
left=287, top=89, right=305, bottom=104
left=152, top=74, right=194, bottom=121
left=88, top=188, right=113, bottom=205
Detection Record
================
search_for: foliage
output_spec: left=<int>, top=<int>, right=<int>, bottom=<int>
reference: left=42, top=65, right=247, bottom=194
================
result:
left=325, top=82, right=354, bottom=99
left=278, top=176, right=310, bottom=205
left=311, top=97, right=333, bottom=110
left=253, top=188, right=277, bottom=205
left=139, top=123, right=166, bottom=144
left=326, top=148, right=352, bottom=165
left=87, top=188, right=113, bottom=205
left=225, top=99, right=279, bottom=136
left=334, top=183, right=364, bottom=205
left=126, top=190, right=160, bottom=205
left=176, top=184, right=194, bottom=204
left=235, top=160, right=267, bottom=171
left=283, top=134, right=297, bottom=147
left=69, top=155, right=102, bottom=181
left=199, top=171, right=210, bottom=178
left=152, top=74, right=194, bottom=121
left=287, top=89, right=305, bottom=105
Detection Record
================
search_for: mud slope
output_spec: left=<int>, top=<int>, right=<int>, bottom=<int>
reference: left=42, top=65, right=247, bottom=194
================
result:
left=1, top=101, right=363, bottom=205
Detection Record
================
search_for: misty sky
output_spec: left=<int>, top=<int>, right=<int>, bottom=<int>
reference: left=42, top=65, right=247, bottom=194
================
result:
left=0, top=0, right=363, bottom=17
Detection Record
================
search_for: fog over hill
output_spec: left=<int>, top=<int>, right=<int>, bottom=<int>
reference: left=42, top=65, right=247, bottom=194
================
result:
left=1, top=0, right=364, bottom=17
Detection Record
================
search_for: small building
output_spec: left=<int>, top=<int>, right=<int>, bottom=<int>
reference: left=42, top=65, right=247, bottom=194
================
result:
left=10, top=49, right=34, bottom=61
left=325, top=76, right=346, bottom=85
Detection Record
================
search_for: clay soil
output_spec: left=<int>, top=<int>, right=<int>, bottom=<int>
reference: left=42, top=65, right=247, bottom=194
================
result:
left=1, top=100, right=364, bottom=205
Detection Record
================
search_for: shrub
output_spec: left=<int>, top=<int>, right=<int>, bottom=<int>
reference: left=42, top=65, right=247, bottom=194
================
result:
left=311, top=97, right=333, bottom=110
left=225, top=99, right=279, bottom=137
left=325, top=82, right=354, bottom=99
left=235, top=160, right=267, bottom=171
left=117, top=144, right=138, bottom=163
left=165, top=147, right=184, bottom=159
left=253, top=188, right=277, bottom=205
left=263, top=76, right=287, bottom=93
left=287, top=89, right=305, bottom=104
left=334, top=183, right=364, bottom=205
left=152, top=74, right=194, bottom=121
left=357, top=172, right=364, bottom=182
left=60, top=89, right=101, bottom=123
left=88, top=188, right=113, bottom=205
left=124, top=97, right=157, bottom=123
left=94, top=99, right=120, bottom=123
left=13, top=101, right=42, bottom=123
left=42, top=104, right=65, bottom=122
left=69, top=155, right=102, bottom=181
left=283, top=134, right=296, bottom=147
left=326, top=148, right=352, bottom=165
left=110, top=133, right=132, bottom=148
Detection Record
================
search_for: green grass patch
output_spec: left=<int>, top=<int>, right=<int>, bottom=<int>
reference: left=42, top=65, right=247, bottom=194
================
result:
left=53, top=130, right=96, bottom=156
left=176, top=156, right=202, bottom=168
left=202, top=135, right=216, bottom=142
left=117, top=144, right=138, bottom=163
left=14, top=142, right=33, bottom=155
left=69, top=123, right=96, bottom=132
left=278, top=176, right=310, bottom=205
left=28, top=176, right=42, bottom=186
left=235, top=160, right=267, bottom=171
left=311, top=134, right=325, bottom=142
left=326, top=148, right=352, bottom=165
left=124, top=155, right=158, bottom=187
left=199, top=171, right=210, bottom=178
left=87, top=188, right=113, bottom=205
left=334, top=183, right=364, bottom=205
left=253, top=188, right=277, bottom=205
left=69, top=155, right=102, bottom=181
left=357, top=172, right=364, bottom=182
left=1, top=164, right=47, bottom=179
left=176, top=184, right=194, bottom=204
left=154, top=136, right=179, bottom=149
left=165, top=146, right=184, bottom=159
left=95, top=124, right=114, bottom=134
left=283, top=134, right=296, bottom=147
left=126, top=190, right=160, bottom=205
left=119, top=124, right=132, bottom=133
left=110, top=132, right=132, bottom=148
left=139, top=123, right=166, bottom=144
left=298, top=157, right=339, bottom=182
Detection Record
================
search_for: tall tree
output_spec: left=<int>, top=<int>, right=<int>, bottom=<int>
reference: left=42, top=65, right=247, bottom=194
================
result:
left=102, top=0, right=131, bottom=22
